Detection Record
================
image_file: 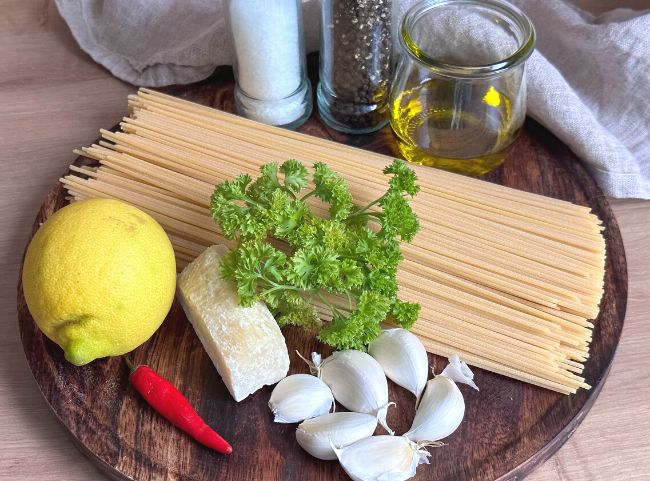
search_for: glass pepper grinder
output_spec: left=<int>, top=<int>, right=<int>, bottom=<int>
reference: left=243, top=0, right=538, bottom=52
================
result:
left=318, top=0, right=393, bottom=134
left=226, top=0, right=312, bottom=129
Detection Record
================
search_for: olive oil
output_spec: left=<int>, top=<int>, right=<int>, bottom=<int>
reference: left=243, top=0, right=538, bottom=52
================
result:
left=390, top=82, right=521, bottom=176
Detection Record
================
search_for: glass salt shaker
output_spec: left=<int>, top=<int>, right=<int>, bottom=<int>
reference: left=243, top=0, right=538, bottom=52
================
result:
left=318, top=0, right=393, bottom=134
left=389, top=0, right=535, bottom=176
left=226, top=0, right=312, bottom=129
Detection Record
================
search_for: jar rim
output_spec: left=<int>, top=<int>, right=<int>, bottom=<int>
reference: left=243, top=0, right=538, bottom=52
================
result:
left=399, top=0, right=536, bottom=78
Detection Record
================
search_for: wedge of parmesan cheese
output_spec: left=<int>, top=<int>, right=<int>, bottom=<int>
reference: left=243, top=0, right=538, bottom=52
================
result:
left=177, top=244, right=289, bottom=401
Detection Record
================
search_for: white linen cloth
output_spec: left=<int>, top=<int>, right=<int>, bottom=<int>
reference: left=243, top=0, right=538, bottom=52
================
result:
left=55, top=0, right=650, bottom=198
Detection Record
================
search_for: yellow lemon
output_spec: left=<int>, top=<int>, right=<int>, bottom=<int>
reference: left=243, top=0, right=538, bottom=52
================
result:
left=22, top=198, right=176, bottom=365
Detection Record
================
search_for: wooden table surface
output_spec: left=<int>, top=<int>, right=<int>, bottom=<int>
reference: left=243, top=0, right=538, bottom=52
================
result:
left=1, top=2, right=648, bottom=480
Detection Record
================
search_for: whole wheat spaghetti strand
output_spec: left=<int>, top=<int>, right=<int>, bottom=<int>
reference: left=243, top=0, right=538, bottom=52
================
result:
left=410, top=312, right=562, bottom=361
left=98, top=127, right=600, bottom=275
left=101, top=129, right=599, bottom=273
left=82, top=167, right=209, bottom=215
left=123, top=108, right=594, bottom=244
left=129, top=94, right=600, bottom=238
left=116, top=117, right=607, bottom=265
left=130, top=93, right=596, bottom=248
left=125, top=110, right=605, bottom=248
left=101, top=127, right=604, bottom=277
left=134, top=89, right=595, bottom=216
left=419, top=300, right=561, bottom=350
left=112, top=116, right=608, bottom=268
left=419, top=338, right=579, bottom=394
left=401, top=264, right=594, bottom=338
left=119, top=109, right=596, bottom=233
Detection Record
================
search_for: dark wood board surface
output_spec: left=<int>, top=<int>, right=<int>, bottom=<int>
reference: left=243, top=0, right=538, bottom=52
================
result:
left=17, top=63, right=627, bottom=481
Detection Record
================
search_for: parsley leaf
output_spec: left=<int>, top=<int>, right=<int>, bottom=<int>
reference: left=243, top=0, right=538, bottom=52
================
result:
left=210, top=159, right=420, bottom=350
left=280, top=159, right=309, bottom=195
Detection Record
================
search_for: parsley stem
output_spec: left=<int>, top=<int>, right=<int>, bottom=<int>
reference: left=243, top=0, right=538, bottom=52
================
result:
left=300, top=190, right=316, bottom=201
left=241, top=195, right=266, bottom=209
left=345, top=211, right=384, bottom=222
left=349, top=196, right=383, bottom=217
left=317, top=292, right=353, bottom=316
left=346, top=292, right=354, bottom=311
left=260, top=284, right=305, bottom=295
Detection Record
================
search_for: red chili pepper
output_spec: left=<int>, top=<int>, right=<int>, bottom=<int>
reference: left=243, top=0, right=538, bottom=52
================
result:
left=125, top=358, right=232, bottom=455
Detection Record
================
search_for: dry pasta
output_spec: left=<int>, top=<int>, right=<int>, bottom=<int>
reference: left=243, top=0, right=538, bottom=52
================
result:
left=60, top=88, right=606, bottom=394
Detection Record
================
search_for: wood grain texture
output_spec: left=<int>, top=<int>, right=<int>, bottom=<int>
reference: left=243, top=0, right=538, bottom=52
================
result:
left=1, top=1, right=649, bottom=481
left=16, top=62, right=627, bottom=481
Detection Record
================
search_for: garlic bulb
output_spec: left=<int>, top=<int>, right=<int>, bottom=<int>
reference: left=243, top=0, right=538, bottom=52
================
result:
left=332, top=435, right=431, bottom=481
left=268, top=374, right=334, bottom=423
left=404, top=356, right=478, bottom=442
left=317, top=350, right=395, bottom=434
left=368, top=328, right=428, bottom=403
left=296, top=412, right=378, bottom=460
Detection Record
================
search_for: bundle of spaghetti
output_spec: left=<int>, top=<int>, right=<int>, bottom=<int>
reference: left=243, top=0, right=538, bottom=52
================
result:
left=61, top=88, right=606, bottom=394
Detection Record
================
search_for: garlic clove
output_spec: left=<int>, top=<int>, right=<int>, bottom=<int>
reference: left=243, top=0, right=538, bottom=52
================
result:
left=268, top=374, right=334, bottom=423
left=441, top=354, right=479, bottom=390
left=296, top=412, right=377, bottom=460
left=332, top=435, right=431, bottom=481
left=404, top=376, right=465, bottom=442
left=368, top=328, right=429, bottom=403
left=318, top=350, right=394, bottom=434
left=404, top=355, right=478, bottom=443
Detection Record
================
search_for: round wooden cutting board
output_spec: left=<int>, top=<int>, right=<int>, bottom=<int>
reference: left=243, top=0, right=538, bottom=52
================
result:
left=17, top=64, right=627, bottom=481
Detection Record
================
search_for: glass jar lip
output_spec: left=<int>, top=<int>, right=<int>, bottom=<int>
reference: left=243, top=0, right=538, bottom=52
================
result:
left=399, top=0, right=536, bottom=78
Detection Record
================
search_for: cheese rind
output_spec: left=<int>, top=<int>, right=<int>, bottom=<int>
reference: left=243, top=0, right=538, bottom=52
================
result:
left=177, top=245, right=289, bottom=401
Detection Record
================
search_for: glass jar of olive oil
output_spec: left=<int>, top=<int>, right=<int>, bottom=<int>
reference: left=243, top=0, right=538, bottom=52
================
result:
left=389, top=0, right=535, bottom=176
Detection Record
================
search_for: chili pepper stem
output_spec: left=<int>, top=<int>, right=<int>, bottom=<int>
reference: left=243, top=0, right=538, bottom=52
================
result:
left=123, top=356, right=136, bottom=373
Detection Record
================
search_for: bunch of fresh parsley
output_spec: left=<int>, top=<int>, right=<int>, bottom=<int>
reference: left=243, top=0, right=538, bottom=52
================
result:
left=210, top=159, right=421, bottom=350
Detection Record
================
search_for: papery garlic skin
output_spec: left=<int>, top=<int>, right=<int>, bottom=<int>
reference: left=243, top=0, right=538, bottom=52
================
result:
left=332, top=435, right=431, bottom=481
left=296, top=412, right=377, bottom=460
left=268, top=374, right=334, bottom=423
left=318, top=350, right=394, bottom=434
left=441, top=354, right=479, bottom=390
left=368, top=329, right=428, bottom=402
